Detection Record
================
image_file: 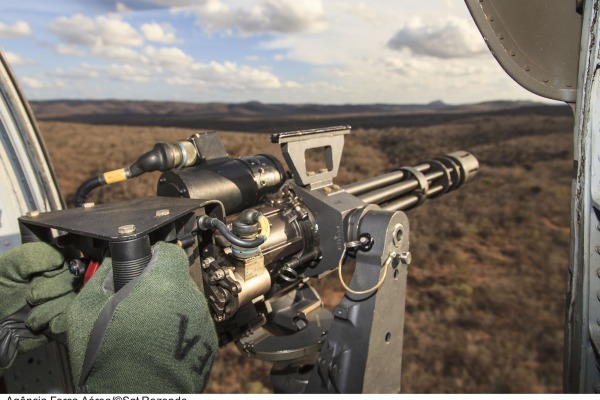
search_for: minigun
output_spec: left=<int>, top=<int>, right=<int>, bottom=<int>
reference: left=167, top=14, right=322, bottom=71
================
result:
left=18, top=126, right=478, bottom=393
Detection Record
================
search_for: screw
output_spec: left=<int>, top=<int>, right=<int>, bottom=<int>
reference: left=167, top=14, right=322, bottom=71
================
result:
left=294, top=317, right=307, bottom=330
left=26, top=210, right=40, bottom=218
left=398, top=252, right=412, bottom=265
left=82, top=202, right=95, bottom=208
left=69, top=259, right=87, bottom=276
left=155, top=209, right=170, bottom=217
left=202, top=257, right=215, bottom=269
left=323, top=186, right=332, bottom=194
left=213, top=269, right=225, bottom=281
left=118, top=224, right=136, bottom=235
left=332, top=184, right=341, bottom=190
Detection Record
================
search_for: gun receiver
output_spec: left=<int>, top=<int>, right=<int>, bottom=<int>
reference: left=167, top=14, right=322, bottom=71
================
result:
left=18, top=127, right=478, bottom=393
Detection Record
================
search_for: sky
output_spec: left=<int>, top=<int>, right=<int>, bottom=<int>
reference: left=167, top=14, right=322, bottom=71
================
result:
left=0, top=0, right=547, bottom=104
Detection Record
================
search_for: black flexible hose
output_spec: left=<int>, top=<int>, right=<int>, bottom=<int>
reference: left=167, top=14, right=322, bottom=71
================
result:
left=198, top=216, right=265, bottom=248
left=75, top=175, right=105, bottom=207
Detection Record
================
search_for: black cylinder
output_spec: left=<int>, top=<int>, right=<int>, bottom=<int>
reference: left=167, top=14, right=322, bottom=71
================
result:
left=19, top=221, right=53, bottom=243
left=157, top=154, right=285, bottom=215
left=109, top=235, right=152, bottom=292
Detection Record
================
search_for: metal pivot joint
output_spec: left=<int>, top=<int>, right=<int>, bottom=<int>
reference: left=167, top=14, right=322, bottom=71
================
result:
left=305, top=209, right=410, bottom=393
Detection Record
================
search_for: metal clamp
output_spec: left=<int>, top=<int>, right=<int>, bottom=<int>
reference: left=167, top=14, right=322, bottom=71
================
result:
left=397, top=166, right=429, bottom=206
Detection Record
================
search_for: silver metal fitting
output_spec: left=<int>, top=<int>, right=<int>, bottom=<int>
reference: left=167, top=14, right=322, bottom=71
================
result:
left=118, top=224, right=136, bottom=235
left=155, top=209, right=170, bottom=217
left=398, top=252, right=412, bottom=265
left=82, top=202, right=95, bottom=208
left=202, top=257, right=215, bottom=269
left=26, top=210, right=40, bottom=218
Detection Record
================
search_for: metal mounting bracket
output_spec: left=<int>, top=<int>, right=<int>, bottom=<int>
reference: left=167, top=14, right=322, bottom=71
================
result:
left=272, top=126, right=351, bottom=190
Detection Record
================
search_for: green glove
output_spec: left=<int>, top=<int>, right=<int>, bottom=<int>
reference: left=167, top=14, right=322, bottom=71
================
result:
left=68, top=241, right=218, bottom=393
left=0, top=242, right=80, bottom=370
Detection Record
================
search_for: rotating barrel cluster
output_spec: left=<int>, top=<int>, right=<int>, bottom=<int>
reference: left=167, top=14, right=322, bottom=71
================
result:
left=343, top=151, right=479, bottom=211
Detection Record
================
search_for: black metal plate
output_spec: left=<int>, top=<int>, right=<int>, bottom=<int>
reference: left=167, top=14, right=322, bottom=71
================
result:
left=18, top=197, right=206, bottom=241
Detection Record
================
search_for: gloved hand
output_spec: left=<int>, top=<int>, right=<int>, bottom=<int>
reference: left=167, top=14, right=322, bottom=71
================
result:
left=0, top=242, right=80, bottom=371
left=68, top=241, right=218, bottom=393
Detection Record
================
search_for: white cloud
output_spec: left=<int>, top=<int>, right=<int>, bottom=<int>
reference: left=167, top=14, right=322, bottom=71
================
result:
left=39, top=43, right=285, bottom=92
left=21, top=76, right=64, bottom=89
left=51, top=64, right=100, bottom=80
left=141, top=22, right=181, bottom=44
left=334, top=2, right=381, bottom=23
left=49, top=14, right=143, bottom=48
left=387, top=17, right=487, bottom=59
left=283, top=80, right=301, bottom=89
left=188, top=61, right=283, bottom=89
left=158, top=57, right=286, bottom=90
left=172, top=0, right=328, bottom=35
left=0, top=21, right=32, bottom=38
left=93, top=46, right=147, bottom=63
left=144, top=46, right=192, bottom=67
left=5, top=51, right=32, bottom=66
left=116, top=2, right=132, bottom=13
left=106, top=64, right=152, bottom=82
left=52, top=62, right=151, bottom=83
left=54, top=44, right=86, bottom=56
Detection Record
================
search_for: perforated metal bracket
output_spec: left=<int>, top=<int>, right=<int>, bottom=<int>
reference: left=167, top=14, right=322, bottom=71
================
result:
left=272, top=126, right=351, bottom=190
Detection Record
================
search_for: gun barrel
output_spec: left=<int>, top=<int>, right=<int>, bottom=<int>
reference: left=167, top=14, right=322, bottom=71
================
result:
left=344, top=151, right=478, bottom=211
left=343, top=163, right=431, bottom=196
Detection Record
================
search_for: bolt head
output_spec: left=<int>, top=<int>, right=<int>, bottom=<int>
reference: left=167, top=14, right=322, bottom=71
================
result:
left=155, top=209, right=170, bottom=217
left=118, top=224, right=136, bottom=235
left=26, top=210, right=40, bottom=218
left=69, top=259, right=86, bottom=276
left=398, top=252, right=412, bottom=265
left=82, top=202, right=95, bottom=208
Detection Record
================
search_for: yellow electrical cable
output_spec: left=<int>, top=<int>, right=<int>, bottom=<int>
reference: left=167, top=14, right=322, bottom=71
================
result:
left=338, top=250, right=395, bottom=295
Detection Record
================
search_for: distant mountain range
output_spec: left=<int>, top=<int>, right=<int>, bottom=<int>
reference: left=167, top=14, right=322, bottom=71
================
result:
left=29, top=99, right=572, bottom=133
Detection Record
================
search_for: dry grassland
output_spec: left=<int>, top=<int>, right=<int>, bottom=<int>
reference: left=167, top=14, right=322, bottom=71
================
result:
left=38, top=111, right=573, bottom=393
